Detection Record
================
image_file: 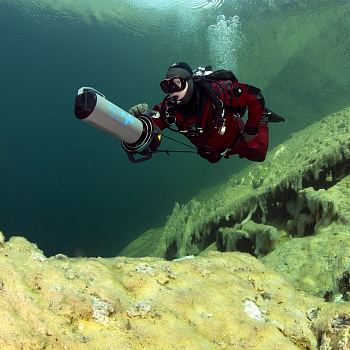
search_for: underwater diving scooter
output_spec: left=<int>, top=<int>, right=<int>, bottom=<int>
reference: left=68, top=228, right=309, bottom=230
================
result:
left=74, top=87, right=161, bottom=163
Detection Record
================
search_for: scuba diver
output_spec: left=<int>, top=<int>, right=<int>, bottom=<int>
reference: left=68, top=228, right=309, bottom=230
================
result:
left=128, top=62, right=284, bottom=163
left=74, top=62, right=284, bottom=163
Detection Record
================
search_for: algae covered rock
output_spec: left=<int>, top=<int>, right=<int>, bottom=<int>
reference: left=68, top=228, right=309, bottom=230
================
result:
left=218, top=220, right=278, bottom=258
left=1, top=235, right=350, bottom=349
left=261, top=174, right=350, bottom=301
left=262, top=231, right=350, bottom=301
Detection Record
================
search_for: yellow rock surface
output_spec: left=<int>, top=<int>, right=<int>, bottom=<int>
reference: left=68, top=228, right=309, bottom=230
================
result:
left=1, top=235, right=350, bottom=349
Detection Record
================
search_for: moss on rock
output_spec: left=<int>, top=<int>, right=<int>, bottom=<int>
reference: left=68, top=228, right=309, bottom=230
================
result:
left=2, top=235, right=350, bottom=349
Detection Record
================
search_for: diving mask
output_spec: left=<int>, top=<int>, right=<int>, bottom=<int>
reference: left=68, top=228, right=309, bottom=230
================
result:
left=160, top=76, right=187, bottom=94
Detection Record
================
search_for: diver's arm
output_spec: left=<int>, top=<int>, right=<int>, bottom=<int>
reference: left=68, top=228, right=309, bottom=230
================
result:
left=225, top=82, right=265, bottom=141
left=244, top=84, right=265, bottom=132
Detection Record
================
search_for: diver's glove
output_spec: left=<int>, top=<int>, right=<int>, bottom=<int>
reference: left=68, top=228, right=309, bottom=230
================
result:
left=129, top=103, right=160, bottom=119
left=242, top=124, right=259, bottom=143
left=129, top=103, right=149, bottom=117
left=241, top=132, right=256, bottom=143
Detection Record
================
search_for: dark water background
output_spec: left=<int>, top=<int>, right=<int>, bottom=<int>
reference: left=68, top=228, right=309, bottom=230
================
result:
left=0, top=0, right=349, bottom=257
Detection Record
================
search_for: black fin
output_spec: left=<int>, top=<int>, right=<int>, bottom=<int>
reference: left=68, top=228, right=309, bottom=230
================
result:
left=264, top=108, right=285, bottom=123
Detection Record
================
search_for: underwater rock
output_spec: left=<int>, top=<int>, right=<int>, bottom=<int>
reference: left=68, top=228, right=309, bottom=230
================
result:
left=262, top=230, right=350, bottom=302
left=2, top=235, right=350, bottom=349
left=217, top=220, right=278, bottom=258
left=0, top=231, right=5, bottom=247
left=261, top=174, right=350, bottom=301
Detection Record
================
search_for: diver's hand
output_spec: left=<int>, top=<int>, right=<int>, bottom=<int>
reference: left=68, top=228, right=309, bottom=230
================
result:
left=241, top=132, right=257, bottom=143
left=129, top=103, right=149, bottom=116
left=242, top=124, right=259, bottom=143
